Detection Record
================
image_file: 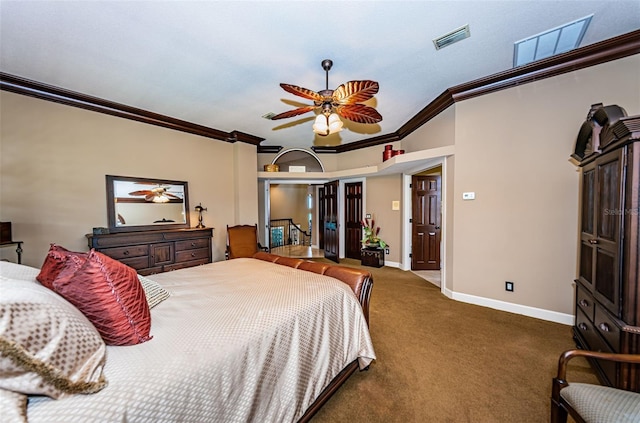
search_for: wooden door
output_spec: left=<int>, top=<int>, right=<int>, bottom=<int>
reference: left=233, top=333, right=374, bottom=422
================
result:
left=412, top=175, right=441, bottom=270
left=323, top=180, right=339, bottom=263
left=344, top=182, right=363, bottom=259
left=318, top=186, right=325, bottom=249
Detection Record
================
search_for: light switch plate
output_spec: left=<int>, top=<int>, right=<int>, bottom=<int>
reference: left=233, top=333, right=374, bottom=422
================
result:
left=462, top=192, right=475, bottom=200
left=392, top=200, right=400, bottom=210
left=365, top=213, right=371, bottom=219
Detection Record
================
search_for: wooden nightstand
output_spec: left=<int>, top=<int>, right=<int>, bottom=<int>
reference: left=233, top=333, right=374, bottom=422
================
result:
left=361, top=248, right=384, bottom=268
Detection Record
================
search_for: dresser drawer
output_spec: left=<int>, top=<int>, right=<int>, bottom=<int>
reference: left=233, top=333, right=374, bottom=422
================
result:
left=175, top=238, right=209, bottom=251
left=576, top=308, right=599, bottom=351
left=576, top=285, right=595, bottom=321
left=594, top=304, right=621, bottom=350
left=175, top=247, right=209, bottom=263
left=576, top=308, right=617, bottom=385
left=165, top=258, right=209, bottom=272
left=99, top=245, right=148, bottom=260
left=119, top=256, right=150, bottom=271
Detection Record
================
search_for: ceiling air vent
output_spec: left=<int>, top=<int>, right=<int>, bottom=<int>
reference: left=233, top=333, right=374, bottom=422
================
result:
left=433, top=25, right=470, bottom=50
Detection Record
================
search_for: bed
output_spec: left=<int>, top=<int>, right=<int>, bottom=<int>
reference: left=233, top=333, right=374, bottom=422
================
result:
left=0, top=251, right=375, bottom=422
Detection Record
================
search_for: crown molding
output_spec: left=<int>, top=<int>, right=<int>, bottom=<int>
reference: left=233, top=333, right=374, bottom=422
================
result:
left=0, top=72, right=264, bottom=145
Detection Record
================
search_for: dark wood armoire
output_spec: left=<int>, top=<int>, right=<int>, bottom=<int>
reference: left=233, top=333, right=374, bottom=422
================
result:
left=571, top=103, right=640, bottom=391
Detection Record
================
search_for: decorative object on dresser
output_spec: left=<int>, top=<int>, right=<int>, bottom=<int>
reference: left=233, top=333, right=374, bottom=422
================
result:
left=0, top=221, right=23, bottom=264
left=194, top=203, right=207, bottom=228
left=570, top=103, right=640, bottom=392
left=87, top=228, right=213, bottom=275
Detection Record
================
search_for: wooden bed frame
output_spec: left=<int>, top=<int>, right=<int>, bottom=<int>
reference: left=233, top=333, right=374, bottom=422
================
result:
left=252, top=252, right=374, bottom=422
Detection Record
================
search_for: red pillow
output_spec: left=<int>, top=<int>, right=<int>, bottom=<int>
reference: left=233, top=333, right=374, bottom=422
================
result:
left=36, top=244, right=88, bottom=289
left=52, top=250, right=152, bottom=346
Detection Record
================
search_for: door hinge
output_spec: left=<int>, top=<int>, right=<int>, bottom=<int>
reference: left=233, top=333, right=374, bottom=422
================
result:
left=409, top=218, right=412, bottom=223
left=409, top=183, right=412, bottom=188
left=409, top=253, right=412, bottom=258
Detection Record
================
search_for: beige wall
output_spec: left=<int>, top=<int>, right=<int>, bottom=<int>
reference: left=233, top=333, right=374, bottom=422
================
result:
left=337, top=141, right=401, bottom=169
left=402, top=105, right=456, bottom=152
left=365, top=175, right=403, bottom=263
left=0, top=91, right=258, bottom=265
left=449, top=54, right=640, bottom=315
left=233, top=142, right=259, bottom=225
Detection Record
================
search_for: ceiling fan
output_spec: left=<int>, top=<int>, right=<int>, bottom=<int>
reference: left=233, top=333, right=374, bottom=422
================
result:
left=270, top=59, right=382, bottom=136
left=128, top=186, right=181, bottom=203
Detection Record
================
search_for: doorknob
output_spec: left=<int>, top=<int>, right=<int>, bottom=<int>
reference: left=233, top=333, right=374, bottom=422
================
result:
left=435, top=226, right=440, bottom=229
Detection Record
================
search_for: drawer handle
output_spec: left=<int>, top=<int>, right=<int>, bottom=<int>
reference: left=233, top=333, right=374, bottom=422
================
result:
left=579, top=299, right=589, bottom=307
left=578, top=323, right=588, bottom=331
left=191, top=242, right=196, bottom=247
left=588, top=239, right=599, bottom=245
left=191, top=252, right=196, bottom=257
left=598, top=322, right=611, bottom=332
left=123, top=250, right=130, bottom=256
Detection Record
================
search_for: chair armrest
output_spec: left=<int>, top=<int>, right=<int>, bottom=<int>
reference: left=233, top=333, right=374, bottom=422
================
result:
left=556, top=350, right=640, bottom=381
left=552, top=349, right=640, bottom=401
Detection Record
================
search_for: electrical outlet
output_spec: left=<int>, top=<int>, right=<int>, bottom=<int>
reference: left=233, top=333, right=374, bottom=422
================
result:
left=505, top=281, right=514, bottom=292
left=385, top=248, right=390, bottom=254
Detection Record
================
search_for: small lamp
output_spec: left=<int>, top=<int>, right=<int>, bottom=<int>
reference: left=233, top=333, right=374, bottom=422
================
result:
left=194, top=203, right=207, bottom=228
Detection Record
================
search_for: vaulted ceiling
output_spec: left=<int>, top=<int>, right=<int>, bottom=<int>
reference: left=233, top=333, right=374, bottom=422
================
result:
left=1, top=1, right=638, bottom=151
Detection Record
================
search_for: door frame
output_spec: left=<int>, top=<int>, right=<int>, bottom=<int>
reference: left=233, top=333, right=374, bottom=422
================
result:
left=402, top=157, right=448, bottom=296
left=261, top=178, right=330, bottom=251
left=339, top=177, right=366, bottom=260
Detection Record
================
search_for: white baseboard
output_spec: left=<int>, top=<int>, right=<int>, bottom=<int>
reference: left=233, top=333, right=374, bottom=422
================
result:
left=383, top=260, right=401, bottom=268
left=443, top=288, right=574, bottom=326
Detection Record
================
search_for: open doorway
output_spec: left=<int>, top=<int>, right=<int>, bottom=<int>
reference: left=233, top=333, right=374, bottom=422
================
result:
left=406, top=164, right=444, bottom=289
left=268, top=182, right=324, bottom=259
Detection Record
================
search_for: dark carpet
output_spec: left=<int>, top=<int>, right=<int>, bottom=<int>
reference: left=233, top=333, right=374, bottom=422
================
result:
left=311, top=259, right=598, bottom=422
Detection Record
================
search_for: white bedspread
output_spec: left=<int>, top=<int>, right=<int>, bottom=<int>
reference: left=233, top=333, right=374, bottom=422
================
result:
left=27, top=258, right=375, bottom=423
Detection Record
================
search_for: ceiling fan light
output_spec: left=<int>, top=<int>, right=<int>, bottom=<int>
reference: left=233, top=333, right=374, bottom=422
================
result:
left=328, top=113, right=343, bottom=134
left=313, top=114, right=329, bottom=135
left=152, top=194, right=170, bottom=203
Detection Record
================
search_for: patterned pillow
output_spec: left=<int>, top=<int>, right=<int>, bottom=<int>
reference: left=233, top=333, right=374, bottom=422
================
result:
left=36, top=244, right=88, bottom=289
left=137, top=274, right=171, bottom=309
left=0, top=261, right=40, bottom=283
left=0, top=279, right=107, bottom=399
left=51, top=250, right=152, bottom=346
left=0, top=388, right=27, bottom=423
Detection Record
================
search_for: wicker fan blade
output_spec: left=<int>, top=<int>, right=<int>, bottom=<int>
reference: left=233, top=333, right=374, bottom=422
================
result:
left=280, top=84, right=323, bottom=102
left=336, top=104, right=383, bottom=124
left=270, top=105, right=317, bottom=120
left=144, top=194, right=155, bottom=202
left=128, top=190, right=154, bottom=196
left=165, top=193, right=181, bottom=199
left=333, top=80, right=379, bottom=105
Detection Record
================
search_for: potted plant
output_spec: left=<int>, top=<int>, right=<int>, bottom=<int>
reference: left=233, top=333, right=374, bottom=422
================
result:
left=360, top=218, right=387, bottom=250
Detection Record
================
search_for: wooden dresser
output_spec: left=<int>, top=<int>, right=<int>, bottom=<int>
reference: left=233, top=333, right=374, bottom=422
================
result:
left=571, top=104, right=640, bottom=392
left=87, top=228, right=213, bottom=275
